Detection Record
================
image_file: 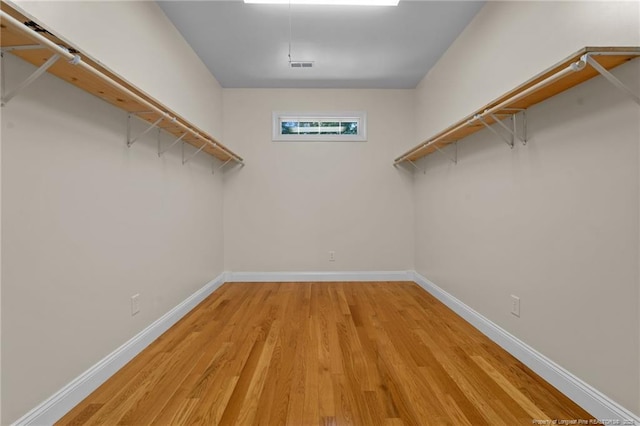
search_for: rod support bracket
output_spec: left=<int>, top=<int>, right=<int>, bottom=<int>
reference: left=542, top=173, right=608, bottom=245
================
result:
left=68, top=54, right=81, bottom=65
left=571, top=57, right=587, bottom=72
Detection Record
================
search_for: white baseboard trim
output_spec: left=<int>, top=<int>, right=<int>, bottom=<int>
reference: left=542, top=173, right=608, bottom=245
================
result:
left=411, top=271, right=640, bottom=425
left=225, top=270, right=413, bottom=282
left=12, top=272, right=227, bottom=426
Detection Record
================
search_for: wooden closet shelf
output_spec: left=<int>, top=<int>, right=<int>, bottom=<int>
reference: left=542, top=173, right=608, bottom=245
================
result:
left=396, top=47, right=639, bottom=164
left=0, top=3, right=243, bottom=163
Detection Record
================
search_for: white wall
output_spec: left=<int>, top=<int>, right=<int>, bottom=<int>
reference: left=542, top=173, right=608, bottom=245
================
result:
left=0, top=5, right=227, bottom=424
left=413, top=1, right=640, bottom=416
left=10, top=0, right=224, bottom=141
left=223, top=89, right=414, bottom=272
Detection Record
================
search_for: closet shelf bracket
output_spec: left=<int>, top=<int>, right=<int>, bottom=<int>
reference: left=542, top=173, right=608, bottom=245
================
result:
left=583, top=54, right=640, bottom=106
left=500, top=109, right=527, bottom=145
left=182, top=138, right=210, bottom=165
left=407, top=159, right=426, bottom=174
left=1, top=52, right=60, bottom=106
left=213, top=158, right=233, bottom=175
left=392, top=161, right=414, bottom=176
left=158, top=132, right=186, bottom=157
left=476, top=114, right=515, bottom=148
left=127, top=114, right=165, bottom=147
left=491, top=112, right=527, bottom=145
left=433, top=142, right=457, bottom=164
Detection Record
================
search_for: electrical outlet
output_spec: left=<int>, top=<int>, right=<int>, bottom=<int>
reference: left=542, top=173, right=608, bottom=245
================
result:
left=510, top=295, right=520, bottom=317
left=131, top=294, right=140, bottom=316
left=329, top=251, right=336, bottom=262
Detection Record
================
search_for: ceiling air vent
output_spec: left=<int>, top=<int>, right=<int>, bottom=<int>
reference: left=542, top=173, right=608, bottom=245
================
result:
left=289, top=61, right=314, bottom=68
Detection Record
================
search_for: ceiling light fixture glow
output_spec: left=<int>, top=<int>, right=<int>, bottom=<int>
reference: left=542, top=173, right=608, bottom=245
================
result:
left=244, top=0, right=399, bottom=6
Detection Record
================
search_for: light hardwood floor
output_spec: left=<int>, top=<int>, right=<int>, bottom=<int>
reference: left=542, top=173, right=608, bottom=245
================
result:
left=59, top=282, right=591, bottom=425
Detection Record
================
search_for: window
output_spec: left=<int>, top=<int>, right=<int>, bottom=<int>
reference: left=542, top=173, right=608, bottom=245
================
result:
left=272, top=111, right=367, bottom=141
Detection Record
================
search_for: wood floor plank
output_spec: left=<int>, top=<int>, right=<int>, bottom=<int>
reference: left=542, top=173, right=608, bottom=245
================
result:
left=58, top=282, right=593, bottom=426
left=152, top=342, right=233, bottom=424
left=471, top=355, right=552, bottom=421
left=285, top=286, right=310, bottom=425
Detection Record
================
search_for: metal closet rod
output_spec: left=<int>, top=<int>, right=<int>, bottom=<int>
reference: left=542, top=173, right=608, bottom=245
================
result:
left=0, top=10, right=243, bottom=164
left=395, top=50, right=639, bottom=165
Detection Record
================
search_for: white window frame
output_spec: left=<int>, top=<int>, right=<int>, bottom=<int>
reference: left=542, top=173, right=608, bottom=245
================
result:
left=272, top=111, right=367, bottom=142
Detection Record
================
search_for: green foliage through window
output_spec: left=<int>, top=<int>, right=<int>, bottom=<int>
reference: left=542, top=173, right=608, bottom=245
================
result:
left=280, top=118, right=360, bottom=136
left=273, top=112, right=366, bottom=141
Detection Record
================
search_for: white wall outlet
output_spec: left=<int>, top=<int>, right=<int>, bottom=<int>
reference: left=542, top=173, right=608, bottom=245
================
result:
left=131, top=294, right=140, bottom=316
left=329, top=251, right=336, bottom=262
left=510, top=295, right=520, bottom=317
